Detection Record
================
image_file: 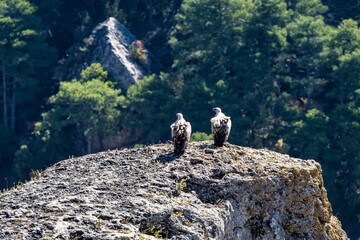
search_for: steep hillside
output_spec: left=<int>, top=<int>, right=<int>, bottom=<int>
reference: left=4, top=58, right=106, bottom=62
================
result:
left=0, top=141, right=348, bottom=239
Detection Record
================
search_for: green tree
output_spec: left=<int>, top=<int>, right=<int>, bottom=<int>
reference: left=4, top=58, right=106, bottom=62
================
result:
left=285, top=0, right=328, bottom=16
left=230, top=0, right=291, bottom=147
left=325, top=19, right=360, bottom=105
left=126, top=73, right=179, bottom=143
left=190, top=132, right=212, bottom=142
left=27, top=0, right=61, bottom=32
left=322, top=0, right=360, bottom=26
left=34, top=63, right=124, bottom=158
left=0, top=0, right=56, bottom=131
left=288, top=108, right=330, bottom=160
left=285, top=15, right=330, bottom=109
left=169, top=0, right=251, bottom=133
left=105, top=0, right=126, bottom=22
left=169, top=0, right=294, bottom=147
left=325, top=103, right=360, bottom=232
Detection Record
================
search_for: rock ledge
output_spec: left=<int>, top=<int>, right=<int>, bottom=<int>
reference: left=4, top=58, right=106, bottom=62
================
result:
left=0, top=141, right=348, bottom=239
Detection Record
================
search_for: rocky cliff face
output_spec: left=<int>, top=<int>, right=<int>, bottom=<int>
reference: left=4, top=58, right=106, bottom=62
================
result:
left=53, top=17, right=161, bottom=91
left=0, top=141, right=348, bottom=239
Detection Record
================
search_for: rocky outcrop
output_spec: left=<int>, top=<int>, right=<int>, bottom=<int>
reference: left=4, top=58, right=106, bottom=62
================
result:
left=53, top=17, right=161, bottom=91
left=0, top=141, right=348, bottom=239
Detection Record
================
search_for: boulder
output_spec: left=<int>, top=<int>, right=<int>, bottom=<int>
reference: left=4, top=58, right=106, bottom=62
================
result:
left=0, top=141, right=348, bottom=239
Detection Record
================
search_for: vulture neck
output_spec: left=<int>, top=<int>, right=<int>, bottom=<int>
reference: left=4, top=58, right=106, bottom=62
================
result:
left=215, top=112, right=223, bottom=117
left=177, top=116, right=185, bottom=123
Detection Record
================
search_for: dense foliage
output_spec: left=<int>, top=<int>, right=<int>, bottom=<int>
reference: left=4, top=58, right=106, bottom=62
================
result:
left=1, top=0, right=360, bottom=238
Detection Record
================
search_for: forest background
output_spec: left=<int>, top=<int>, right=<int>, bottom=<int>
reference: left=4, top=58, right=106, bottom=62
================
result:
left=1, top=0, right=360, bottom=238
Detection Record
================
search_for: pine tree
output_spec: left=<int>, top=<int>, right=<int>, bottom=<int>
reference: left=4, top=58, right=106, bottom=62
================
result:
left=126, top=73, right=179, bottom=143
left=169, top=0, right=251, bottom=133
left=34, top=63, right=124, bottom=158
left=230, top=0, right=291, bottom=147
left=320, top=19, right=360, bottom=234
left=285, top=15, right=330, bottom=110
left=326, top=19, right=360, bottom=105
left=0, top=0, right=56, bottom=131
left=326, top=103, right=360, bottom=232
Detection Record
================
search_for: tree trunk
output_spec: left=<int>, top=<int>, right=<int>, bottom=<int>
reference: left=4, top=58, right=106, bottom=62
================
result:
left=2, top=55, right=8, bottom=129
left=86, top=136, right=92, bottom=154
left=10, top=79, right=16, bottom=130
left=98, top=132, right=104, bottom=151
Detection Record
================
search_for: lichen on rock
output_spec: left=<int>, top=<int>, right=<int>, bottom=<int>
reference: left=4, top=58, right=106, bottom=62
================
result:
left=0, top=141, right=348, bottom=239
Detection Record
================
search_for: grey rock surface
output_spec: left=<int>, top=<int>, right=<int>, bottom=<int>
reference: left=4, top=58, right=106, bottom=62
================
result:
left=0, top=141, right=348, bottom=239
left=53, top=17, right=160, bottom=91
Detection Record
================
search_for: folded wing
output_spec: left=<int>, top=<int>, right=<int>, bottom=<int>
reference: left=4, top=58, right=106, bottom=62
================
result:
left=211, top=116, right=231, bottom=146
left=171, top=120, right=191, bottom=154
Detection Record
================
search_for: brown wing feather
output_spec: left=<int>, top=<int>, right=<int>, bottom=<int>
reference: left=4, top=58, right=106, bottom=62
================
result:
left=171, top=121, right=191, bottom=154
left=212, top=117, right=230, bottom=146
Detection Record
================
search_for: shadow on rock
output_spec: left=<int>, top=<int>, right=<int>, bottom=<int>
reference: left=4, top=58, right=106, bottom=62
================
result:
left=155, top=153, right=182, bottom=163
left=199, top=144, right=216, bottom=149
